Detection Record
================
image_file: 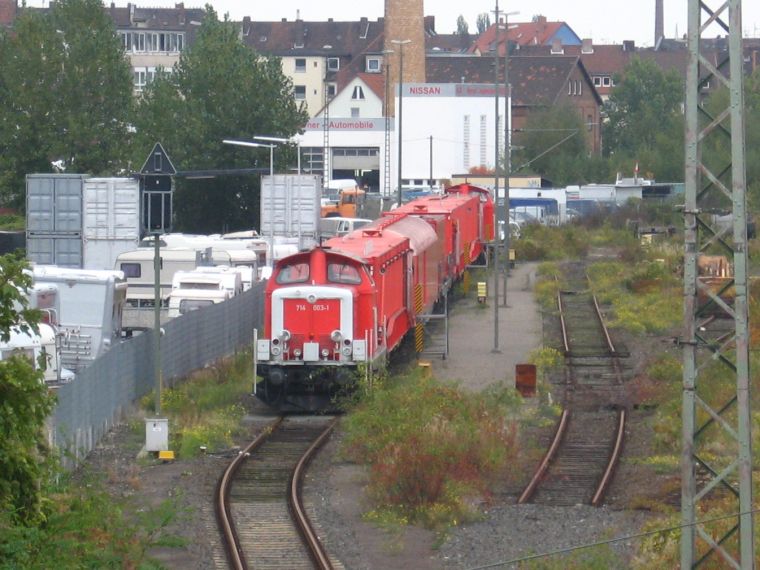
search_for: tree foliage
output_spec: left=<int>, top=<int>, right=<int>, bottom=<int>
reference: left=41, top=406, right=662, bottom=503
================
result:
left=476, top=13, right=491, bottom=34
left=513, top=104, right=603, bottom=186
left=603, top=57, right=684, bottom=181
left=131, top=8, right=308, bottom=232
left=0, top=0, right=133, bottom=209
left=0, top=253, right=54, bottom=526
left=455, top=15, right=469, bottom=36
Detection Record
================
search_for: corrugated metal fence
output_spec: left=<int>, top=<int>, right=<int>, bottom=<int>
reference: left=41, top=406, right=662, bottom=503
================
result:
left=49, top=281, right=266, bottom=468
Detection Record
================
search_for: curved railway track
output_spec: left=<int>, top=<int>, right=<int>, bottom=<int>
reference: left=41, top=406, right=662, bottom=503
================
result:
left=216, top=416, right=339, bottom=570
left=520, top=272, right=628, bottom=507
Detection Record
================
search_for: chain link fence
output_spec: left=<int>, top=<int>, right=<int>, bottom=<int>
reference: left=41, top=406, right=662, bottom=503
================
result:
left=49, top=281, right=266, bottom=468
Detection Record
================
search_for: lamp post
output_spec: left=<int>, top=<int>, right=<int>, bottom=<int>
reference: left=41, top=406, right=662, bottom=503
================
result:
left=222, top=139, right=275, bottom=175
left=391, top=39, right=411, bottom=207
left=253, top=135, right=301, bottom=175
left=502, top=10, right=518, bottom=308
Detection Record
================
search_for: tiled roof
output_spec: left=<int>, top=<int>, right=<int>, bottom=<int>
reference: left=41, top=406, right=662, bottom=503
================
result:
left=426, top=33, right=473, bottom=54
left=108, top=3, right=206, bottom=30
left=356, top=72, right=386, bottom=100
left=470, top=17, right=568, bottom=54
left=426, top=55, right=592, bottom=106
left=242, top=17, right=385, bottom=57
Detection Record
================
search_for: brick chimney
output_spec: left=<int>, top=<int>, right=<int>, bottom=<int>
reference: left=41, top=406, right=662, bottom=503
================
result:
left=655, top=0, right=664, bottom=45
left=0, top=0, right=18, bottom=26
left=384, top=0, right=426, bottom=116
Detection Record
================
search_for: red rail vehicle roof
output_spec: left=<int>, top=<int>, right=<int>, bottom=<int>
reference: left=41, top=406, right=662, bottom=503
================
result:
left=326, top=213, right=437, bottom=261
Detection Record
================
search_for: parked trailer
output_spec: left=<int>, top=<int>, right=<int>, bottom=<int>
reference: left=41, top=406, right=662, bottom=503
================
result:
left=167, top=270, right=233, bottom=319
left=0, top=324, right=75, bottom=385
left=116, top=248, right=203, bottom=332
left=31, top=266, right=127, bottom=371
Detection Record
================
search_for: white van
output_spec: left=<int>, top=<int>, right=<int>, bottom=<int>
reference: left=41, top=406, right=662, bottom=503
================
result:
left=319, top=217, right=373, bottom=240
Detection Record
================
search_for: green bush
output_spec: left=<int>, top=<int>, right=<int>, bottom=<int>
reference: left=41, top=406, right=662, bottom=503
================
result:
left=342, top=372, right=521, bottom=529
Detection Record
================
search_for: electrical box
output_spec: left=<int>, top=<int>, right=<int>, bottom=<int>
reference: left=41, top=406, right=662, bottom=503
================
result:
left=145, top=418, right=169, bottom=452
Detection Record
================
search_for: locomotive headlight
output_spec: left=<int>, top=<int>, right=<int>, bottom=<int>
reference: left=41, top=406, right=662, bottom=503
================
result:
left=321, top=348, right=329, bottom=357
left=342, top=345, right=352, bottom=356
left=271, top=346, right=282, bottom=356
left=293, top=348, right=302, bottom=358
left=271, top=338, right=280, bottom=346
left=279, top=329, right=291, bottom=341
left=330, top=330, right=343, bottom=342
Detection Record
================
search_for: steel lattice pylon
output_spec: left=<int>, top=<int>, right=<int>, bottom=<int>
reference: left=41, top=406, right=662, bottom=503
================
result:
left=682, top=1, right=754, bottom=568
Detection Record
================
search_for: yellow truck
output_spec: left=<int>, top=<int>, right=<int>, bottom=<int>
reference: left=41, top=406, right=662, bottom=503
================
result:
left=320, top=180, right=366, bottom=218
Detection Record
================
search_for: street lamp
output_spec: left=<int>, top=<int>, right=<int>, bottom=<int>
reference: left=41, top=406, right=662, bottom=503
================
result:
left=391, top=39, right=411, bottom=207
left=222, top=139, right=275, bottom=175
left=253, top=135, right=301, bottom=175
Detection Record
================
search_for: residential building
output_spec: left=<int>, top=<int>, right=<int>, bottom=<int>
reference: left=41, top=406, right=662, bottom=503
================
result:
left=240, top=15, right=387, bottom=117
left=108, top=2, right=205, bottom=95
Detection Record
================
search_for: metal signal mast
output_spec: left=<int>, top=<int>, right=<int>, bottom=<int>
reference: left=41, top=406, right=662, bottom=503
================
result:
left=682, top=0, right=754, bottom=567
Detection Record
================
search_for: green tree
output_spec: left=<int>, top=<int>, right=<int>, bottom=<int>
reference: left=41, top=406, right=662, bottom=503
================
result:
left=0, top=0, right=133, bottom=209
left=513, top=104, right=602, bottom=186
left=0, top=253, right=54, bottom=526
left=603, top=57, right=684, bottom=181
left=476, top=13, right=491, bottom=34
left=132, top=7, right=308, bottom=233
left=456, top=15, right=469, bottom=36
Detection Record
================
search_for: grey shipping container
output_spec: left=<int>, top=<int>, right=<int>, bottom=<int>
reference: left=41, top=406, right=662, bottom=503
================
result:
left=26, top=174, right=87, bottom=233
left=27, top=235, right=83, bottom=268
left=260, top=174, right=321, bottom=246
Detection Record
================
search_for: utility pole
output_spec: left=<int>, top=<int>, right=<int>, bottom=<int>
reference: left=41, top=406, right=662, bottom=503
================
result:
left=429, top=135, right=433, bottom=190
left=502, top=10, right=518, bottom=307
left=491, top=0, right=501, bottom=353
left=681, top=1, right=754, bottom=567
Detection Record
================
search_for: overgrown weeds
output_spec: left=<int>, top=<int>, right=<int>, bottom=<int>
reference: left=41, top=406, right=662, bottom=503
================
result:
left=139, top=350, right=253, bottom=457
left=341, top=370, right=522, bottom=531
left=0, top=469, right=185, bottom=568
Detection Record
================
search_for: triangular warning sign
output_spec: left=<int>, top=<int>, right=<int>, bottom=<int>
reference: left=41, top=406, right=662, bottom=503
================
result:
left=140, top=143, right=176, bottom=175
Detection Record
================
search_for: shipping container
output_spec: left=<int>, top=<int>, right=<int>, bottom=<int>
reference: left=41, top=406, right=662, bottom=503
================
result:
left=27, top=234, right=83, bottom=268
left=82, top=178, right=141, bottom=269
left=260, top=174, right=321, bottom=249
left=26, top=175, right=141, bottom=270
left=26, top=174, right=87, bottom=233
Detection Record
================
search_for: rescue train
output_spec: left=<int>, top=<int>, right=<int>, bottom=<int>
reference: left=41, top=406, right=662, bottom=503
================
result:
left=256, top=183, right=494, bottom=410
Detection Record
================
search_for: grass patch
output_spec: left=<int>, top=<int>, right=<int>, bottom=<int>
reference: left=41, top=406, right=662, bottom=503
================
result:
left=517, top=543, right=625, bottom=569
left=341, top=370, right=522, bottom=531
left=139, top=351, right=254, bottom=458
left=0, top=470, right=185, bottom=568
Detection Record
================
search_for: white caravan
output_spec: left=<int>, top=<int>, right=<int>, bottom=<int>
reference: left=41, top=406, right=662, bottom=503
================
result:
left=167, top=270, right=233, bottom=319
left=31, top=266, right=127, bottom=371
left=0, top=324, right=75, bottom=385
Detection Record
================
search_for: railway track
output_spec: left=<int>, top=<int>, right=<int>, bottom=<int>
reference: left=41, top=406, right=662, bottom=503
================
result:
left=216, top=416, right=340, bottom=570
left=520, top=270, right=627, bottom=507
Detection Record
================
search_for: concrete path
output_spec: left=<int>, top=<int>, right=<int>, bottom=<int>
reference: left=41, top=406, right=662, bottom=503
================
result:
left=426, top=262, right=543, bottom=391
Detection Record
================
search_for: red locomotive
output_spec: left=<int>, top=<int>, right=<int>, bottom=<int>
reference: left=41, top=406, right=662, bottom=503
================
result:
left=256, top=183, right=494, bottom=410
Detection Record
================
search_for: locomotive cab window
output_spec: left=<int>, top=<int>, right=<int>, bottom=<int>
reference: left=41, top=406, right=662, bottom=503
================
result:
left=275, top=262, right=310, bottom=284
left=327, top=263, right=362, bottom=284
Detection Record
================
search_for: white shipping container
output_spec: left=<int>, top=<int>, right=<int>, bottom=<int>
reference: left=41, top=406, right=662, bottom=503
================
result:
left=82, top=178, right=141, bottom=269
left=260, top=174, right=322, bottom=246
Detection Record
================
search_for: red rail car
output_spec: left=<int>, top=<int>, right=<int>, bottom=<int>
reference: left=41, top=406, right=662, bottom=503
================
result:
left=256, top=184, right=493, bottom=410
